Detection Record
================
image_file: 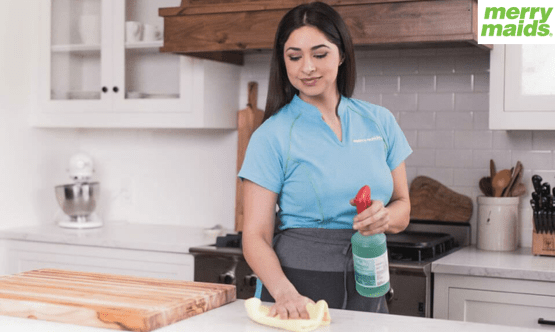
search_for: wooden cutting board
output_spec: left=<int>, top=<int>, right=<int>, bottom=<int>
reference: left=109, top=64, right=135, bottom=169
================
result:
left=235, top=82, right=265, bottom=232
left=0, top=269, right=236, bottom=332
left=409, top=176, right=473, bottom=223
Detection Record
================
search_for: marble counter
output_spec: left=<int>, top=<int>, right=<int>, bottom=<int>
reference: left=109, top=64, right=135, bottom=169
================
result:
left=0, top=222, right=217, bottom=254
left=0, top=299, right=543, bottom=332
left=432, top=245, right=555, bottom=282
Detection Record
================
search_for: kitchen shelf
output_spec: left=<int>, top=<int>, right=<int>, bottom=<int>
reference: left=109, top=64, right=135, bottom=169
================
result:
left=125, top=41, right=163, bottom=49
left=51, top=44, right=101, bottom=53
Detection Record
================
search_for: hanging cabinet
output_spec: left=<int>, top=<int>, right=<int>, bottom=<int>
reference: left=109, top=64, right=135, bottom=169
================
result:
left=34, top=0, right=239, bottom=128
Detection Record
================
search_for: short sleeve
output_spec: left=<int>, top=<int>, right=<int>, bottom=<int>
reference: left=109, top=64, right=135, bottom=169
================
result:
left=238, top=128, right=284, bottom=194
left=382, top=110, right=413, bottom=171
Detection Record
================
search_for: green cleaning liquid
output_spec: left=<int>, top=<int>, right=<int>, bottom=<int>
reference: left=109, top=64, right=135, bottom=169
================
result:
left=351, top=232, right=390, bottom=297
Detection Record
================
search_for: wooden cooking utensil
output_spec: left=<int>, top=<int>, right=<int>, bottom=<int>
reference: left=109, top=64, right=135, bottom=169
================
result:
left=235, top=82, right=265, bottom=232
left=503, top=161, right=522, bottom=197
left=492, top=169, right=511, bottom=197
left=510, top=182, right=527, bottom=197
left=490, top=159, right=496, bottom=179
left=479, top=176, right=493, bottom=197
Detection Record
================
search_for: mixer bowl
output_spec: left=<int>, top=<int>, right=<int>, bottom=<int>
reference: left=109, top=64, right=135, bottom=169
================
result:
left=55, top=182, right=99, bottom=222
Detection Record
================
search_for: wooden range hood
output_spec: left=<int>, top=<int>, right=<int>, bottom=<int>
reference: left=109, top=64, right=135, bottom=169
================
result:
left=159, top=0, right=491, bottom=65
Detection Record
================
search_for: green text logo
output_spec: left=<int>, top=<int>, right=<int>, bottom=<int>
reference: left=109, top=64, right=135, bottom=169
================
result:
left=481, top=7, right=553, bottom=37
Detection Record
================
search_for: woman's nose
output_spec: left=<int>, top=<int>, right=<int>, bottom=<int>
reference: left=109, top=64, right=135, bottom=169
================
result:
left=302, top=57, right=315, bottom=74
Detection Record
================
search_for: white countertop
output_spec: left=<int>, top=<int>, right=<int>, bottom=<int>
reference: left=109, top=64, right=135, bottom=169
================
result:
left=432, top=245, right=555, bottom=282
left=0, top=222, right=217, bottom=254
left=0, top=299, right=543, bottom=332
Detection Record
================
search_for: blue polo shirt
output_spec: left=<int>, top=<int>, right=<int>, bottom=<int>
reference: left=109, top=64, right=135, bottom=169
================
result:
left=238, top=95, right=412, bottom=230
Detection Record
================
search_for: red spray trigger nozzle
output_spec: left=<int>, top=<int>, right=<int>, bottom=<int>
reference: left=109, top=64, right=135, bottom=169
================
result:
left=354, top=185, right=372, bottom=214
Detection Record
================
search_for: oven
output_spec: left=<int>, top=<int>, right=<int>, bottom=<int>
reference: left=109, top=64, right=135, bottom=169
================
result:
left=189, top=219, right=470, bottom=317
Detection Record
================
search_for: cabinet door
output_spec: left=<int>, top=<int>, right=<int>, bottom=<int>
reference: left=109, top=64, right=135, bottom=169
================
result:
left=111, top=0, right=193, bottom=113
left=448, top=288, right=555, bottom=329
left=39, top=0, right=113, bottom=113
left=489, top=44, right=555, bottom=129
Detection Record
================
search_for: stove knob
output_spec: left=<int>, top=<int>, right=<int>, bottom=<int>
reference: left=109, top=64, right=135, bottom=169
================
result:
left=244, top=274, right=258, bottom=287
left=219, top=271, right=236, bottom=284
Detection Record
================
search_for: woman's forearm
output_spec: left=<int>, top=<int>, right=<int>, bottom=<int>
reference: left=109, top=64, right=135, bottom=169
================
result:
left=243, top=234, right=298, bottom=300
left=385, top=197, right=411, bottom=234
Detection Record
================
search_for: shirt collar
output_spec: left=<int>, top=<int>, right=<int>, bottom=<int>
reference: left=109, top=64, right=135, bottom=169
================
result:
left=291, top=94, right=348, bottom=118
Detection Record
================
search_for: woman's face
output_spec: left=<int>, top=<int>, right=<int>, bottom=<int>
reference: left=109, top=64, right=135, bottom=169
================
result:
left=283, top=26, right=342, bottom=103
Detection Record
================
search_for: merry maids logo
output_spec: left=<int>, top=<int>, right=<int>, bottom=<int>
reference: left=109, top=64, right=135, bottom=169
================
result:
left=478, top=1, right=555, bottom=44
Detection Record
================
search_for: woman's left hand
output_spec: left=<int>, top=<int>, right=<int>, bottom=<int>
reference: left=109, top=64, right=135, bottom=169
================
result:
left=349, top=199, right=390, bottom=235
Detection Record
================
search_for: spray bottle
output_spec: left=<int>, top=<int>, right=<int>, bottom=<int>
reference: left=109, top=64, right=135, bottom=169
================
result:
left=351, top=185, right=390, bottom=297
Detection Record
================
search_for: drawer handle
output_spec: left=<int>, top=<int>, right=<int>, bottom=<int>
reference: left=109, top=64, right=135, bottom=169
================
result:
left=538, top=318, right=555, bottom=326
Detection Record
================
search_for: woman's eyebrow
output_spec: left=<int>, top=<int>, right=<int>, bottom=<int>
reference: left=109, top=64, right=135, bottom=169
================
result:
left=285, top=44, right=331, bottom=52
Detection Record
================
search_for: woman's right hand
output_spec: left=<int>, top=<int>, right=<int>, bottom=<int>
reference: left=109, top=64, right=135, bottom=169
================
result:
left=268, top=288, right=315, bottom=320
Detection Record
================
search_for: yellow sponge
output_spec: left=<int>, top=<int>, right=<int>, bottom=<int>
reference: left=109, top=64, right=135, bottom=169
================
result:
left=245, top=297, right=331, bottom=332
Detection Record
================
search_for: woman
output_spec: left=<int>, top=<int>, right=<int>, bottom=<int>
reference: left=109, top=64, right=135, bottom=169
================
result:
left=238, top=1, right=412, bottom=319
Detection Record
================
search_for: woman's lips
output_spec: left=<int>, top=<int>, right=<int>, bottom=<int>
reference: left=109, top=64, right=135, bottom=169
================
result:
left=301, top=77, right=320, bottom=86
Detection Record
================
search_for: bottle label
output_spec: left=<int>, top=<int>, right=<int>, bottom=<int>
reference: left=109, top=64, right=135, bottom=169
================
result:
left=353, top=251, right=389, bottom=288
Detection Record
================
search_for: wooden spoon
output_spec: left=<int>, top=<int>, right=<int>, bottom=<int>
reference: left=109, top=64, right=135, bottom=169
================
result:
left=492, top=169, right=511, bottom=197
left=503, top=161, right=522, bottom=197
left=510, top=182, right=527, bottom=197
left=490, top=159, right=497, bottom=179
left=479, top=176, right=493, bottom=197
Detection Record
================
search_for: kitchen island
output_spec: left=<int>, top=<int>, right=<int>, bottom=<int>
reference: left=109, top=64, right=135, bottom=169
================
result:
left=0, top=299, right=543, bottom=332
left=432, top=246, right=555, bottom=328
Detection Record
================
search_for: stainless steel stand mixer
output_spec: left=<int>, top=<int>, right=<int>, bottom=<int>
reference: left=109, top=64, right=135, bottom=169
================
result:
left=55, top=153, right=103, bottom=229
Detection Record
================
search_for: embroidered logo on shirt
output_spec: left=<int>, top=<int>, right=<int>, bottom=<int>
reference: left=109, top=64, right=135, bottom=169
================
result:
left=353, top=136, right=383, bottom=143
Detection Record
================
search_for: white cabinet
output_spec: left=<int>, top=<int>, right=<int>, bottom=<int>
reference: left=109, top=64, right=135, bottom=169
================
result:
left=2, top=240, right=194, bottom=281
left=34, top=0, right=240, bottom=128
left=490, top=44, right=555, bottom=130
left=434, top=274, right=555, bottom=329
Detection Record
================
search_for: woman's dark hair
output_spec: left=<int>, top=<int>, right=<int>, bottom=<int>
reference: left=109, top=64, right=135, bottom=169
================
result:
left=263, top=1, right=356, bottom=121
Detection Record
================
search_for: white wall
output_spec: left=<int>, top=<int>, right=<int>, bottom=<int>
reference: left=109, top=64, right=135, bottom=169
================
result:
left=1, top=0, right=554, bottom=247
left=239, top=49, right=555, bottom=248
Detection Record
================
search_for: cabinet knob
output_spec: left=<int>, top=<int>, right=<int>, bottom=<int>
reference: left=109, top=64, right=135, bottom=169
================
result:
left=102, top=87, right=108, bottom=93
left=244, top=274, right=258, bottom=287
left=113, top=87, right=119, bottom=93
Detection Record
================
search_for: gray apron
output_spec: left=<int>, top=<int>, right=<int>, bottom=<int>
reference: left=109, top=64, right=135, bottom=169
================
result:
left=260, top=228, right=388, bottom=313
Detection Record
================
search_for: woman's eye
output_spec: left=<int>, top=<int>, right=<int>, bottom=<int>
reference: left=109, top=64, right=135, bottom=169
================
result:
left=288, top=56, right=301, bottom=61
left=314, top=53, right=328, bottom=59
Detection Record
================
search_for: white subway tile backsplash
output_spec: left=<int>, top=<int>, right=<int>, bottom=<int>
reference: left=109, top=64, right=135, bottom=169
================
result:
left=512, top=150, right=553, bottom=170
left=454, top=168, right=486, bottom=186
left=355, top=92, right=381, bottom=105
left=406, top=148, right=435, bottom=166
left=454, top=92, right=489, bottom=111
left=418, top=56, right=455, bottom=74
left=399, top=111, right=434, bottom=129
left=454, top=130, right=493, bottom=149
left=532, top=131, right=555, bottom=150
left=381, top=93, right=418, bottom=112
left=357, top=57, right=384, bottom=76
left=455, top=54, right=490, bottom=73
left=436, top=112, right=473, bottom=130
left=435, top=149, right=474, bottom=168
left=473, top=112, right=489, bottom=130
left=473, top=74, right=489, bottom=92
left=382, top=57, right=419, bottom=75
left=365, top=76, right=399, bottom=93
left=417, top=130, right=454, bottom=149
left=492, top=131, right=533, bottom=150
left=472, top=150, right=512, bottom=169
left=400, top=75, right=435, bottom=92
left=417, top=93, right=454, bottom=111
left=436, top=74, right=473, bottom=92
left=417, top=167, right=454, bottom=185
